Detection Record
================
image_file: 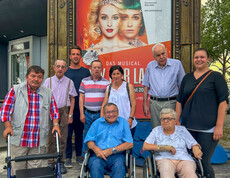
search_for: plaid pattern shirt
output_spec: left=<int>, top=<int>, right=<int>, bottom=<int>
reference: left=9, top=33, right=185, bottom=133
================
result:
left=0, top=84, right=59, bottom=147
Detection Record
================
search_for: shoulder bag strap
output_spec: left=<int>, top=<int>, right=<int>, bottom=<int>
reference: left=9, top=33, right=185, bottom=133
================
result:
left=126, top=82, right=132, bottom=107
left=108, top=84, right=112, bottom=99
left=184, top=70, right=213, bottom=106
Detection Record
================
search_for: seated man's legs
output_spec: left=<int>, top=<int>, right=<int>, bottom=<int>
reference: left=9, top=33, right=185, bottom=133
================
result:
left=176, top=160, right=197, bottom=178
left=156, top=159, right=176, bottom=178
left=108, top=153, right=126, bottom=178
left=88, top=155, right=107, bottom=178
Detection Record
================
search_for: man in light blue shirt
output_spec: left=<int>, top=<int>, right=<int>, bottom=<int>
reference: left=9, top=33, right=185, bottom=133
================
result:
left=142, top=43, right=185, bottom=128
left=84, top=103, right=133, bottom=178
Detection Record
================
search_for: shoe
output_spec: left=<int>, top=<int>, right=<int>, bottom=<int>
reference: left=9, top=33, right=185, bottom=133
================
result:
left=65, top=158, right=73, bottom=168
left=48, top=163, right=55, bottom=171
left=61, top=163, right=67, bottom=174
left=76, top=156, right=84, bottom=165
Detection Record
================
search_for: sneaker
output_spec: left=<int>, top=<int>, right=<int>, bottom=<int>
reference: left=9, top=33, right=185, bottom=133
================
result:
left=76, top=156, right=84, bottom=165
left=65, top=158, right=73, bottom=168
left=61, top=163, right=67, bottom=174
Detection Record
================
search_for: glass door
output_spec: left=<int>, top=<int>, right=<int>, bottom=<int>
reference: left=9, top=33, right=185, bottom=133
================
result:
left=11, top=52, right=30, bottom=85
left=9, top=38, right=31, bottom=88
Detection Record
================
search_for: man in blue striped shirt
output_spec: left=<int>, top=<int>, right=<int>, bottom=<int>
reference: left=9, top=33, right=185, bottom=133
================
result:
left=142, top=43, right=185, bottom=128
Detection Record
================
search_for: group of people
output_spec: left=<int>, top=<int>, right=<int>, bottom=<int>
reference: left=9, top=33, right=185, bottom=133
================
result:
left=142, top=45, right=228, bottom=178
left=0, top=42, right=228, bottom=178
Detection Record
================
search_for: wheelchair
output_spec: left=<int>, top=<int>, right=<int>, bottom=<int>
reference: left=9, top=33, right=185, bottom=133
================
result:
left=4, top=131, right=62, bottom=178
left=79, top=149, right=136, bottom=178
left=143, top=150, right=205, bottom=178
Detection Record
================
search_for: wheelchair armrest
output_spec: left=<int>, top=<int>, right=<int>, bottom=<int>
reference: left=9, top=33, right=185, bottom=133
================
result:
left=83, top=149, right=93, bottom=165
left=192, top=155, right=204, bottom=177
left=188, top=149, right=204, bottom=177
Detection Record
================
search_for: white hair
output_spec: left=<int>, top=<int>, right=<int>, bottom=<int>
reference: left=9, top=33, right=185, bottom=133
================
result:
left=160, top=108, right=177, bottom=119
left=151, top=43, right=166, bottom=56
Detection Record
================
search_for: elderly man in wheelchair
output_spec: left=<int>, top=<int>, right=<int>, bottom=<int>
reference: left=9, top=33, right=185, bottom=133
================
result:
left=82, top=103, right=133, bottom=178
left=142, top=108, right=203, bottom=178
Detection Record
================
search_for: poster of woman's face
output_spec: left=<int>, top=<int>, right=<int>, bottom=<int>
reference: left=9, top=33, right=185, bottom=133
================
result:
left=76, top=0, right=172, bottom=119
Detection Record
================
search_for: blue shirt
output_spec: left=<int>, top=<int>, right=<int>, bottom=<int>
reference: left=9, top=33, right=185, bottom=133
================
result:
left=84, top=117, right=133, bottom=150
left=142, top=58, right=185, bottom=97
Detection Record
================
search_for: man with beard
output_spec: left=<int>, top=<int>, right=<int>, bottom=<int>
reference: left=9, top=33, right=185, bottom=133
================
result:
left=65, top=46, right=91, bottom=167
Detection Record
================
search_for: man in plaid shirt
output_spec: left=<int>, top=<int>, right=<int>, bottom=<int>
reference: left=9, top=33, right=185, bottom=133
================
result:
left=0, top=65, right=60, bottom=175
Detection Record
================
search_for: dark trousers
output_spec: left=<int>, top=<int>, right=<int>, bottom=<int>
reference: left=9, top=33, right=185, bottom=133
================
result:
left=66, top=109, right=84, bottom=158
left=189, top=130, right=218, bottom=178
left=47, top=106, right=69, bottom=163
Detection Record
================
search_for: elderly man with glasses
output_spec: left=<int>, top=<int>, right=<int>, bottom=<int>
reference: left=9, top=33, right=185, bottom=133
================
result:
left=84, top=103, right=133, bottom=178
left=143, top=108, right=203, bottom=178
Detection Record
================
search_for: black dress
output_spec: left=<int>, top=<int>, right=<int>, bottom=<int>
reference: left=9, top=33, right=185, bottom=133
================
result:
left=177, top=70, right=228, bottom=130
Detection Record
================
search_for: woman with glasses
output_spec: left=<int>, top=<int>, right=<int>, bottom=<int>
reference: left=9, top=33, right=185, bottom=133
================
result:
left=143, top=108, right=203, bottom=178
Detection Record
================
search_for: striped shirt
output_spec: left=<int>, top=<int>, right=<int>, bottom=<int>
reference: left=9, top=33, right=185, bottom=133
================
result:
left=79, top=76, right=109, bottom=111
left=0, top=84, right=59, bottom=147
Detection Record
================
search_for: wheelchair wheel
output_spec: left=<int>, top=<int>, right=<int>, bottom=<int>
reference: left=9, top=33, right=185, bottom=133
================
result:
left=143, top=156, right=153, bottom=178
left=129, top=154, right=136, bottom=178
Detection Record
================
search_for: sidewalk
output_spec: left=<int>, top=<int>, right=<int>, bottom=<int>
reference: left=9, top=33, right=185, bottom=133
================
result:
left=0, top=147, right=230, bottom=178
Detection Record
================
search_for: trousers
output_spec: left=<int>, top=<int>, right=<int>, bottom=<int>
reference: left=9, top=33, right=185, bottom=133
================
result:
left=11, top=145, right=45, bottom=175
left=66, top=108, right=84, bottom=158
left=46, top=106, right=69, bottom=163
left=157, top=159, right=197, bottom=178
left=189, top=130, right=218, bottom=178
left=88, top=153, right=126, bottom=178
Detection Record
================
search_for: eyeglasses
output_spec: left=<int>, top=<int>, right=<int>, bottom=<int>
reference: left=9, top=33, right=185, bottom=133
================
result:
left=160, top=117, right=175, bottom=122
left=105, top=110, right=117, bottom=115
left=56, top=65, right=65, bottom=69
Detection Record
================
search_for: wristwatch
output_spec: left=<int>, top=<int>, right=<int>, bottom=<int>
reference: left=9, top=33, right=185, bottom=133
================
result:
left=129, top=117, right=134, bottom=120
left=68, top=114, right=73, bottom=118
left=112, top=147, right=117, bottom=154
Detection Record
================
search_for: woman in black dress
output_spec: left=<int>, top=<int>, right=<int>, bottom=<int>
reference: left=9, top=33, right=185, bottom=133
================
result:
left=176, top=48, right=228, bottom=178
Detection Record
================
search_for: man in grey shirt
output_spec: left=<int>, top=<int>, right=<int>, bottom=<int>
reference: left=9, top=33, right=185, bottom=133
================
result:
left=142, top=43, right=185, bottom=128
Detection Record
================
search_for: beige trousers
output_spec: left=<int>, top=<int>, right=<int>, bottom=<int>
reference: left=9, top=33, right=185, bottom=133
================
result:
left=156, top=159, right=197, bottom=178
left=11, top=144, right=45, bottom=175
